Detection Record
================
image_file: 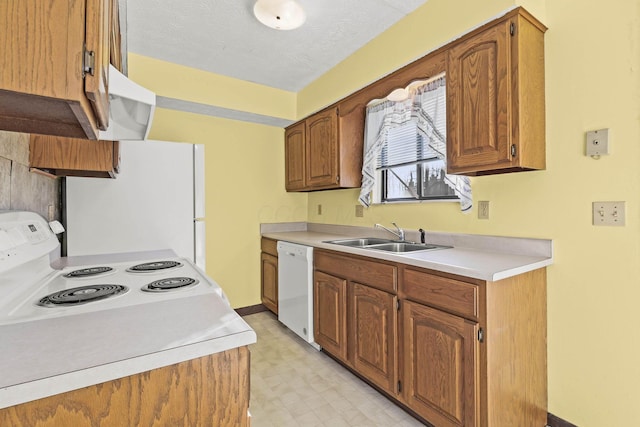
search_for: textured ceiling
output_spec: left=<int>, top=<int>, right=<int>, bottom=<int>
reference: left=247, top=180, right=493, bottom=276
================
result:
left=126, top=0, right=429, bottom=92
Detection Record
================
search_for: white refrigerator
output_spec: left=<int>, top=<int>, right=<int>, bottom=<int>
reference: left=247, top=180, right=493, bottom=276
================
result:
left=64, top=140, right=206, bottom=269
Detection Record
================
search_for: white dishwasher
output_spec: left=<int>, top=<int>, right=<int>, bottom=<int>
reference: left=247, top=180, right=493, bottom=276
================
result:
left=277, top=241, right=319, bottom=350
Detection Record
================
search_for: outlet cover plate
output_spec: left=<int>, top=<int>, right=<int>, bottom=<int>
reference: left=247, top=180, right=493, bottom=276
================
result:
left=478, top=201, right=489, bottom=219
left=592, top=201, right=625, bottom=226
left=586, top=129, right=610, bottom=157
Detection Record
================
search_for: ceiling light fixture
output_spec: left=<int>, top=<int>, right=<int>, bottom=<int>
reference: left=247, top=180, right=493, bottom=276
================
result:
left=253, top=0, right=306, bottom=31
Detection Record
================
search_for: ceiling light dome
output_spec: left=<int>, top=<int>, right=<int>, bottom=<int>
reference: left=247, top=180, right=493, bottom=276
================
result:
left=253, top=0, right=306, bottom=30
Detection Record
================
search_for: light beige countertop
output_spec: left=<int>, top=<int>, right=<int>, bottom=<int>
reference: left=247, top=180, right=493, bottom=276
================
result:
left=261, top=223, right=553, bottom=281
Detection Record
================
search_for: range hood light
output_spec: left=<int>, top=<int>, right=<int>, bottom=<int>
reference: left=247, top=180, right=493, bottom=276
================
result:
left=98, top=65, right=156, bottom=141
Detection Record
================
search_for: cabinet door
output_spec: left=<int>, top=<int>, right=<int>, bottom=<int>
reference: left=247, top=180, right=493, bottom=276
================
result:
left=284, top=122, right=306, bottom=191
left=260, top=252, right=278, bottom=314
left=349, top=283, right=397, bottom=394
left=314, top=271, right=347, bottom=362
left=305, top=109, right=338, bottom=188
left=85, top=0, right=111, bottom=131
left=402, top=300, right=479, bottom=427
left=447, top=21, right=512, bottom=174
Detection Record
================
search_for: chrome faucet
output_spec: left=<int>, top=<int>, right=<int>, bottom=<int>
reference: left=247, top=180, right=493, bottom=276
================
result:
left=375, top=222, right=405, bottom=241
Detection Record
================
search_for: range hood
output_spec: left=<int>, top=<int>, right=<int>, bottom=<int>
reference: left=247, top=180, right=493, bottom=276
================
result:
left=98, top=65, right=156, bottom=141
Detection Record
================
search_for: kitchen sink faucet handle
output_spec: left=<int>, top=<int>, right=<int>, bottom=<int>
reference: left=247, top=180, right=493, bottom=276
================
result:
left=418, top=228, right=426, bottom=244
left=391, top=222, right=405, bottom=241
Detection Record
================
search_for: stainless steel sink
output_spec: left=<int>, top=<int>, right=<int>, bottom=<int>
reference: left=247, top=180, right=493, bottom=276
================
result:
left=323, top=237, right=396, bottom=247
left=365, top=242, right=451, bottom=253
left=324, top=238, right=451, bottom=253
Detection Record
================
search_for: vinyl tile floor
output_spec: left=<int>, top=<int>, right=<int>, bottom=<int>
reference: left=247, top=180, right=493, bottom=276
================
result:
left=244, top=311, right=426, bottom=427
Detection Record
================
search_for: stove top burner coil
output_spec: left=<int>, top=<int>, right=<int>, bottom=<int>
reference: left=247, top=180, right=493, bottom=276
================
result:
left=63, top=266, right=114, bottom=278
left=142, top=277, right=199, bottom=292
left=127, top=261, right=183, bottom=272
left=38, top=285, right=129, bottom=307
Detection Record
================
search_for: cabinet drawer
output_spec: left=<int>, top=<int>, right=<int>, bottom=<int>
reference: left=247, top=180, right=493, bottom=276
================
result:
left=315, top=250, right=396, bottom=293
left=261, top=238, right=278, bottom=257
left=402, top=267, right=478, bottom=319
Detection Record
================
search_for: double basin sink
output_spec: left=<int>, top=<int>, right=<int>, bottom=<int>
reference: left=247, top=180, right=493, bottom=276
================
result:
left=324, top=237, right=451, bottom=254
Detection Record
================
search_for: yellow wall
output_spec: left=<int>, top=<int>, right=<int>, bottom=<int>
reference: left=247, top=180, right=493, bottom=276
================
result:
left=131, top=107, right=307, bottom=308
left=300, top=0, right=640, bottom=426
left=128, top=0, right=640, bottom=423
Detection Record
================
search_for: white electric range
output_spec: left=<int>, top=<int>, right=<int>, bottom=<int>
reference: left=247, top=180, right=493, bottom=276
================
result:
left=0, top=210, right=255, bottom=409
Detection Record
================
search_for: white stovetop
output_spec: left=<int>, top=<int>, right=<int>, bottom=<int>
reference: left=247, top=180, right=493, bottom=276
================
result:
left=0, top=251, right=256, bottom=410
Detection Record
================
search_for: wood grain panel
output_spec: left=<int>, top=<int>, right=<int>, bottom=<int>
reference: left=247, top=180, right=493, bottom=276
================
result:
left=84, top=0, right=111, bottom=130
left=29, top=134, right=116, bottom=178
left=336, top=104, right=364, bottom=188
left=314, top=270, right=348, bottom=362
left=284, top=121, right=305, bottom=190
left=260, top=237, right=278, bottom=257
left=402, top=300, right=478, bottom=427
left=0, top=348, right=251, bottom=427
left=349, top=283, right=397, bottom=394
left=314, top=249, right=397, bottom=293
left=261, top=252, right=278, bottom=314
left=485, top=268, right=547, bottom=427
left=401, top=266, right=479, bottom=320
left=447, top=21, right=512, bottom=173
left=305, top=109, right=338, bottom=188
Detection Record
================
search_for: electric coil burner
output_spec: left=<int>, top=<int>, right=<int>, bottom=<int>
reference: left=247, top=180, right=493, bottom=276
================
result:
left=127, top=261, right=183, bottom=272
left=141, top=277, right=199, bottom=292
left=63, top=266, right=114, bottom=278
left=38, top=285, right=129, bottom=307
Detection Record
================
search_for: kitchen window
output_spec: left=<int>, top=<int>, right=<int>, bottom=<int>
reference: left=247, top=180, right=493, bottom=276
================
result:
left=359, top=74, right=472, bottom=210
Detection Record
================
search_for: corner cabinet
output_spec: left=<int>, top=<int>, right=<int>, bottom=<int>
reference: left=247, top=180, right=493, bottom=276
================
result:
left=313, top=248, right=548, bottom=427
left=0, top=0, right=118, bottom=140
left=446, top=9, right=547, bottom=175
left=284, top=103, right=364, bottom=192
left=260, top=238, right=279, bottom=314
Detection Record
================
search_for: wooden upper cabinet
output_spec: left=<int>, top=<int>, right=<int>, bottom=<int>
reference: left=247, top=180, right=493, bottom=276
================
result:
left=84, top=0, right=112, bottom=131
left=447, top=9, right=546, bottom=175
left=0, top=0, right=116, bottom=140
left=284, top=104, right=364, bottom=192
left=29, top=134, right=119, bottom=178
left=284, top=122, right=306, bottom=191
left=305, top=110, right=338, bottom=188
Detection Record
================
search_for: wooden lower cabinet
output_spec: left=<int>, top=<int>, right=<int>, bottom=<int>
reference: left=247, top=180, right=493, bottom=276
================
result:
left=313, top=270, right=348, bottom=362
left=312, top=249, right=547, bottom=427
left=0, top=347, right=251, bottom=427
left=260, top=238, right=278, bottom=314
left=349, top=282, right=397, bottom=395
left=401, top=300, right=478, bottom=427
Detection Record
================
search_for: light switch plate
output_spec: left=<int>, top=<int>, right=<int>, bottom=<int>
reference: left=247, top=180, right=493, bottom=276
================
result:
left=592, top=201, right=625, bottom=226
left=355, top=205, right=364, bottom=217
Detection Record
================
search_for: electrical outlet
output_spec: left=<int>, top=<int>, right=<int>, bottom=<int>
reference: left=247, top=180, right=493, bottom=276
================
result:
left=478, top=201, right=489, bottom=219
left=593, top=201, right=625, bottom=226
left=317, top=204, right=322, bottom=215
left=355, top=205, right=364, bottom=217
